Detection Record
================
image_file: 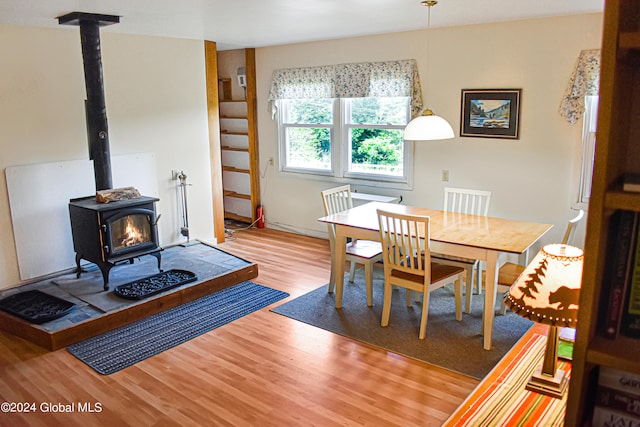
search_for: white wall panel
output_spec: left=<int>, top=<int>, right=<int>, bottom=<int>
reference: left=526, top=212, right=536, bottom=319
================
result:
left=6, top=153, right=157, bottom=280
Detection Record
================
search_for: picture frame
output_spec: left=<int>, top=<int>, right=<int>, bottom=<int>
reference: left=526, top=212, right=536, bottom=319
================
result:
left=460, top=89, right=521, bottom=139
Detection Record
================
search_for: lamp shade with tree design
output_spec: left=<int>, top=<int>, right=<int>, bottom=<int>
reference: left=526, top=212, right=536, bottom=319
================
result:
left=504, top=243, right=584, bottom=398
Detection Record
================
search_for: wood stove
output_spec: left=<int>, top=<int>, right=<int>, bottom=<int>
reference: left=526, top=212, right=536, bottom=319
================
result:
left=60, top=12, right=163, bottom=290
left=69, top=196, right=162, bottom=289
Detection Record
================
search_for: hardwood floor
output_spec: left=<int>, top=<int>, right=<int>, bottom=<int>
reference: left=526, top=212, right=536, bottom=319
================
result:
left=0, top=228, right=478, bottom=426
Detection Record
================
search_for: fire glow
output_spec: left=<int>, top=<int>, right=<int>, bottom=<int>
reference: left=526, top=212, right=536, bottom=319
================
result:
left=120, top=218, right=145, bottom=247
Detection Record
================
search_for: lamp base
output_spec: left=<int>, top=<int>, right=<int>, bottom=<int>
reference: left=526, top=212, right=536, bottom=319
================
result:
left=525, top=366, right=568, bottom=399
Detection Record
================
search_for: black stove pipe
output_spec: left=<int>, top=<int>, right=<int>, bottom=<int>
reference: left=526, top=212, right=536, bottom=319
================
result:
left=58, top=12, right=120, bottom=191
left=79, top=19, right=112, bottom=191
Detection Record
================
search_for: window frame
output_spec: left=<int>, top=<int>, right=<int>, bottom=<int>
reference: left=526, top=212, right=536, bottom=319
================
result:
left=277, top=98, right=338, bottom=177
left=276, top=97, right=414, bottom=188
left=574, top=95, right=598, bottom=210
left=341, top=98, right=413, bottom=184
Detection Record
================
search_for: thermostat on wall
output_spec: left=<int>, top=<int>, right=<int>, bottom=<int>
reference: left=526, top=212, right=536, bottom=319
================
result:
left=237, top=66, right=246, bottom=87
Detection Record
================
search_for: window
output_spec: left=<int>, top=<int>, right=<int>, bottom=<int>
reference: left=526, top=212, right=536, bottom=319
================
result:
left=343, top=97, right=410, bottom=180
left=576, top=95, right=598, bottom=207
left=279, top=98, right=334, bottom=173
left=278, top=96, right=411, bottom=183
left=558, top=49, right=600, bottom=208
left=268, top=59, right=423, bottom=186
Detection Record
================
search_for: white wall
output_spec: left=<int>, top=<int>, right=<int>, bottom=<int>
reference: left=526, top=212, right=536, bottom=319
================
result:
left=0, top=24, right=215, bottom=290
left=255, top=13, right=603, bottom=247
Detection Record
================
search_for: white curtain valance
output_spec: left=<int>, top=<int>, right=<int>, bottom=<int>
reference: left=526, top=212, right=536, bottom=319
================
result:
left=268, top=59, right=423, bottom=119
left=559, top=49, right=601, bottom=124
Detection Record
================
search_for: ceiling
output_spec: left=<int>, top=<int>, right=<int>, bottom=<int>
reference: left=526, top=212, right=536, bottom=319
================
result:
left=0, top=0, right=604, bottom=50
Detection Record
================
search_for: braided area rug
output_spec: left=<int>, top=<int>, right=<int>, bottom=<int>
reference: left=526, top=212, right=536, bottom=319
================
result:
left=68, top=281, right=288, bottom=374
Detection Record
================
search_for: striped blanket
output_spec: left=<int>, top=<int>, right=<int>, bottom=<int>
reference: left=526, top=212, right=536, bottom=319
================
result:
left=447, top=333, right=570, bottom=426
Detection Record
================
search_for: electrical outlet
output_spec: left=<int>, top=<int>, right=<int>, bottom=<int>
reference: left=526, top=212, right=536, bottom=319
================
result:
left=171, top=170, right=180, bottom=180
left=442, top=170, right=449, bottom=182
left=268, top=157, right=274, bottom=165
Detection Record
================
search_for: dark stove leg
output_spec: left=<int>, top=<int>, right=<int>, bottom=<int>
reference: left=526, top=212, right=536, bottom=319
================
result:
left=99, top=263, right=114, bottom=291
left=75, top=253, right=83, bottom=278
left=150, top=251, right=162, bottom=272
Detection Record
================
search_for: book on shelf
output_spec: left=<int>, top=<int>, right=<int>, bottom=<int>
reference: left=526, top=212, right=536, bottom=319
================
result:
left=601, top=210, right=639, bottom=339
left=592, top=367, right=640, bottom=427
left=595, top=386, right=640, bottom=418
left=622, top=213, right=640, bottom=339
left=599, top=367, right=640, bottom=398
left=624, top=173, right=640, bottom=193
left=621, top=263, right=640, bottom=339
left=592, top=408, right=640, bottom=427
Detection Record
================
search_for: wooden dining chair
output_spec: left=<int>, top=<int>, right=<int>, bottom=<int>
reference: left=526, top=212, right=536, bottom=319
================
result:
left=321, top=185, right=383, bottom=307
left=377, top=209, right=465, bottom=339
left=493, top=209, right=585, bottom=314
left=432, top=187, right=492, bottom=314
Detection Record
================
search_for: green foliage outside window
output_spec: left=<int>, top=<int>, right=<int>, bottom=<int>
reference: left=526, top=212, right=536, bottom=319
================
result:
left=349, top=97, right=408, bottom=125
left=348, top=97, right=407, bottom=175
left=351, top=128, right=402, bottom=168
left=286, top=127, right=331, bottom=169
left=282, top=97, right=408, bottom=175
left=285, top=99, right=333, bottom=124
left=284, top=99, right=332, bottom=169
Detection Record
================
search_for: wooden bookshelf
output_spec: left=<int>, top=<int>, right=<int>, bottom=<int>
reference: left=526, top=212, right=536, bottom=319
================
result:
left=565, top=1, right=640, bottom=425
left=218, top=49, right=260, bottom=225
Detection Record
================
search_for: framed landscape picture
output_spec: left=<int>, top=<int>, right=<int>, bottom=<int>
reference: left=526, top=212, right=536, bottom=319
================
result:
left=460, top=89, right=521, bottom=139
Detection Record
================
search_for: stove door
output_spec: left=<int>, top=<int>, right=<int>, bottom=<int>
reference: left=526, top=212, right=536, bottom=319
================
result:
left=103, top=208, right=158, bottom=257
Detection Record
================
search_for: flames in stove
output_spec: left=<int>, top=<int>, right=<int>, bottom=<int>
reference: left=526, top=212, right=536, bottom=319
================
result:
left=121, top=218, right=144, bottom=248
left=112, top=214, right=152, bottom=252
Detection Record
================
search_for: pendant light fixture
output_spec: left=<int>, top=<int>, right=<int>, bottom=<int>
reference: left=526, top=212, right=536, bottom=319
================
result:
left=403, top=0, right=454, bottom=141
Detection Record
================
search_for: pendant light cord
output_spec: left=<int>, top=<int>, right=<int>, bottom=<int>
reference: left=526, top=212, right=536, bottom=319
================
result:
left=425, top=1, right=433, bottom=113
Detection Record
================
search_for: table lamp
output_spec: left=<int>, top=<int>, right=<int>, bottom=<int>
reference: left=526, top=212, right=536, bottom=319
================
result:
left=504, top=243, right=584, bottom=398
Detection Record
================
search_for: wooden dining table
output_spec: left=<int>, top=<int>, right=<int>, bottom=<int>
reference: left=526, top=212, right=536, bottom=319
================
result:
left=318, top=201, right=553, bottom=350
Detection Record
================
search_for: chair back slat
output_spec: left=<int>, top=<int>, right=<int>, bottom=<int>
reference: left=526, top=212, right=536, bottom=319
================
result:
left=322, top=185, right=353, bottom=216
left=377, top=209, right=430, bottom=277
left=321, top=185, right=354, bottom=243
left=444, top=187, right=492, bottom=217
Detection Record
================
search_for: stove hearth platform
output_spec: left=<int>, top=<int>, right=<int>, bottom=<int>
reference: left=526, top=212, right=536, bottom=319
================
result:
left=0, top=242, right=257, bottom=350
